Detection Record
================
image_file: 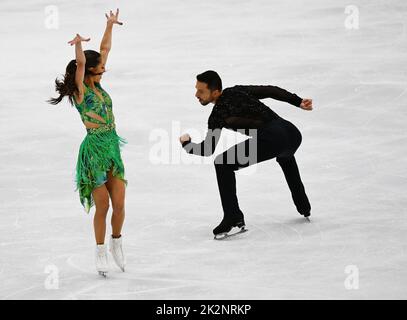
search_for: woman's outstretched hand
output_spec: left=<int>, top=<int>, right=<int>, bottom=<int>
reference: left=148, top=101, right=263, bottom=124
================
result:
left=68, top=34, right=90, bottom=46
left=105, top=8, right=123, bottom=25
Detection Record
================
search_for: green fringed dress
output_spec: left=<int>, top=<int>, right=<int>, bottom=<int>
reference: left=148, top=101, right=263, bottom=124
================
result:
left=73, top=82, right=128, bottom=213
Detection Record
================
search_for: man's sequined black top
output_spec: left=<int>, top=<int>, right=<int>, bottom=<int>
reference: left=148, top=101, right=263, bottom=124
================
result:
left=182, top=85, right=303, bottom=156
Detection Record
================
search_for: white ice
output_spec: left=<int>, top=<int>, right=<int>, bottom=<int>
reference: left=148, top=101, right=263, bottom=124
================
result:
left=0, top=0, right=406, bottom=299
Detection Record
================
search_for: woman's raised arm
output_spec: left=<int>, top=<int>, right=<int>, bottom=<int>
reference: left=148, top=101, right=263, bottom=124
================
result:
left=68, top=33, right=90, bottom=104
left=100, top=8, right=123, bottom=66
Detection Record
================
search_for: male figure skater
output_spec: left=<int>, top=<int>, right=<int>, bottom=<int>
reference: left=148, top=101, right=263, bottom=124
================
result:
left=179, top=70, right=313, bottom=239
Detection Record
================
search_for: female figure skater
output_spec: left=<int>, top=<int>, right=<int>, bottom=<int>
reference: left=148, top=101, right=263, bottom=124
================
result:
left=48, top=9, right=126, bottom=277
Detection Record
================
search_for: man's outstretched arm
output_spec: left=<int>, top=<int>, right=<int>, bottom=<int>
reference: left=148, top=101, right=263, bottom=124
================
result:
left=235, top=85, right=311, bottom=109
left=180, top=128, right=222, bottom=157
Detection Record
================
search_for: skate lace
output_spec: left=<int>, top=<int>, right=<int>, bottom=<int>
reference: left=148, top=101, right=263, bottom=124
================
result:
left=97, top=250, right=107, bottom=260
left=113, top=243, right=123, bottom=255
left=111, top=238, right=122, bottom=249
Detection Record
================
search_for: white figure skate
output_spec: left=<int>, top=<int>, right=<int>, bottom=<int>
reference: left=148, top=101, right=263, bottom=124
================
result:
left=95, top=244, right=109, bottom=277
left=109, top=235, right=125, bottom=272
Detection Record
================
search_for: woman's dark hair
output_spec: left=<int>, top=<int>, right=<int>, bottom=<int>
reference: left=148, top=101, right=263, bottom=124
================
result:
left=196, top=70, right=222, bottom=92
left=48, top=50, right=101, bottom=106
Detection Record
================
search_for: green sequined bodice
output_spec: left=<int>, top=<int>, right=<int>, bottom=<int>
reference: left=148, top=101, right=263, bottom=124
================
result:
left=74, top=82, right=115, bottom=126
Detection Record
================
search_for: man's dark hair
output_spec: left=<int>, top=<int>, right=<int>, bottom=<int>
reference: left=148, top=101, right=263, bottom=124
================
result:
left=196, top=70, right=222, bottom=92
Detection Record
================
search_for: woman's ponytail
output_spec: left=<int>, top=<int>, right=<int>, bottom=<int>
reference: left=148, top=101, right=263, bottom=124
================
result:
left=48, top=50, right=101, bottom=106
left=47, top=59, right=78, bottom=106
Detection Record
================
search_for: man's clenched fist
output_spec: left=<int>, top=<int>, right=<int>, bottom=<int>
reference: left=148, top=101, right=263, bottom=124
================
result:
left=179, top=133, right=191, bottom=144
left=300, top=99, right=313, bottom=110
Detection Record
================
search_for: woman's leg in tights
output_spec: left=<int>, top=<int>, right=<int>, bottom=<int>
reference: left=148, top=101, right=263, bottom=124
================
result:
left=105, top=168, right=126, bottom=238
left=92, top=184, right=110, bottom=244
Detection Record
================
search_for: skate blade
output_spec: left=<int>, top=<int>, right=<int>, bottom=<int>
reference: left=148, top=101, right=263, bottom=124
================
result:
left=305, top=217, right=311, bottom=223
left=98, top=271, right=108, bottom=278
left=214, top=227, right=248, bottom=240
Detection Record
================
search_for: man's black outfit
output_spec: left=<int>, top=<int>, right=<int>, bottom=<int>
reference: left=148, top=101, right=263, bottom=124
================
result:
left=182, top=85, right=311, bottom=235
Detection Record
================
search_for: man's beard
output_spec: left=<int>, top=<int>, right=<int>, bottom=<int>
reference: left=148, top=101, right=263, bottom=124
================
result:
left=199, top=99, right=210, bottom=106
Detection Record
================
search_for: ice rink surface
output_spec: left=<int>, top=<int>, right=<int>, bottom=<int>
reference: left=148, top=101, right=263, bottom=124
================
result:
left=0, top=0, right=406, bottom=299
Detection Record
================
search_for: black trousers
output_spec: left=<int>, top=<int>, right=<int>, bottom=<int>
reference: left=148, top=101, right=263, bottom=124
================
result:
left=214, top=117, right=311, bottom=221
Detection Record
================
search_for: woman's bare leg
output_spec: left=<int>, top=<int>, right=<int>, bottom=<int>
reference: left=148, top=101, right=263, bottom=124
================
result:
left=91, top=184, right=110, bottom=244
left=105, top=169, right=126, bottom=238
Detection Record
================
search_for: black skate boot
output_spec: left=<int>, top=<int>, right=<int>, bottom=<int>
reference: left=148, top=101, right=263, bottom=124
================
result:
left=213, top=213, right=247, bottom=240
left=300, top=211, right=311, bottom=222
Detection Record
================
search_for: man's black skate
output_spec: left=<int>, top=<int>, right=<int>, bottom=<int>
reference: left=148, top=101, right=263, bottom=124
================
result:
left=301, top=211, right=311, bottom=222
left=213, top=215, right=247, bottom=240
